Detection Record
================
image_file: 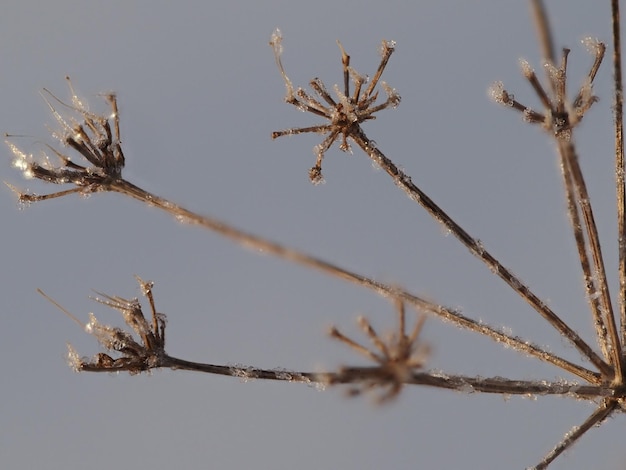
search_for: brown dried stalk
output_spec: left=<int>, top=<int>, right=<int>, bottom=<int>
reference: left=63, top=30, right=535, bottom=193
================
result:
left=271, top=28, right=612, bottom=383
left=8, top=78, right=598, bottom=384
left=267, top=2, right=625, bottom=467
left=39, top=276, right=616, bottom=406
left=7, top=1, right=626, bottom=467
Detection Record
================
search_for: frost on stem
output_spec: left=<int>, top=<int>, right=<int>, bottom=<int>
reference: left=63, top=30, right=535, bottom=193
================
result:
left=269, top=28, right=295, bottom=102
left=6, top=76, right=125, bottom=203
left=327, top=298, right=430, bottom=403
left=490, top=42, right=604, bottom=138
left=271, top=31, right=400, bottom=183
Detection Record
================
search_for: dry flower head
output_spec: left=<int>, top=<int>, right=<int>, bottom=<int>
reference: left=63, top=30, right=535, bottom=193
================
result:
left=328, top=298, right=429, bottom=403
left=270, top=28, right=400, bottom=183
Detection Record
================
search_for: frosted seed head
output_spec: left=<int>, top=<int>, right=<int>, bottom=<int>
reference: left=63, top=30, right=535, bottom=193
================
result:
left=308, top=165, right=325, bottom=185
left=65, top=76, right=88, bottom=112
left=581, top=36, right=602, bottom=55
left=380, top=39, right=396, bottom=55
left=348, top=66, right=365, bottom=85
left=270, top=28, right=294, bottom=100
left=543, top=62, right=562, bottom=82
left=488, top=81, right=508, bottom=105
left=381, top=82, right=401, bottom=107
left=270, top=28, right=283, bottom=53
left=518, top=58, right=533, bottom=78
left=333, top=84, right=350, bottom=109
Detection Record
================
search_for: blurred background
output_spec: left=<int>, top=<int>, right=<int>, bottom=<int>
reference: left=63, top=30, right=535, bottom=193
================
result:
left=1, top=1, right=623, bottom=469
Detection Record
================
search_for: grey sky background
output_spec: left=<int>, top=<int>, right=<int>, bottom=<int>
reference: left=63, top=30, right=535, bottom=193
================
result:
left=1, top=1, right=624, bottom=469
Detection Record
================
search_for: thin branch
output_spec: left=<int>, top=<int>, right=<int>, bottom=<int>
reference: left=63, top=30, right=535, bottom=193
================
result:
left=78, top=353, right=614, bottom=400
left=529, top=0, right=556, bottom=78
left=8, top=125, right=600, bottom=381
left=102, top=179, right=601, bottom=384
left=612, top=0, right=626, bottom=348
left=349, top=126, right=611, bottom=377
left=44, top=178, right=579, bottom=382
left=559, top=151, right=611, bottom=361
left=532, top=399, right=618, bottom=470
left=559, top=139, right=622, bottom=380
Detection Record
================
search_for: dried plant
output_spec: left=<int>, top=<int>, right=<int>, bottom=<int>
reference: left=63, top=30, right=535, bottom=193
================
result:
left=6, top=1, right=626, bottom=468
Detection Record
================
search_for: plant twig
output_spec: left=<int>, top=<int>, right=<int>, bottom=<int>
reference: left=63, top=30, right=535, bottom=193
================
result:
left=612, top=0, right=626, bottom=348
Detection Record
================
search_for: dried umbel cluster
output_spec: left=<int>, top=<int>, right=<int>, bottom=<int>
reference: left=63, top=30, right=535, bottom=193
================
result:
left=270, top=28, right=400, bottom=184
left=7, top=77, right=125, bottom=203
left=51, top=275, right=433, bottom=403
left=329, top=299, right=429, bottom=403
left=8, top=3, right=626, bottom=467
left=489, top=37, right=605, bottom=139
left=55, top=276, right=167, bottom=375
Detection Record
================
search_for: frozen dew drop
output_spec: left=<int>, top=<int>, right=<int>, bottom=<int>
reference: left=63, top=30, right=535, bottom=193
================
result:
left=475, top=239, right=485, bottom=256
left=229, top=364, right=258, bottom=383
left=66, top=343, right=83, bottom=372
left=16, top=198, right=32, bottom=210
left=499, top=325, right=513, bottom=337
left=11, top=156, right=29, bottom=171
left=175, top=214, right=193, bottom=225
left=313, top=381, right=326, bottom=391
left=275, top=369, right=293, bottom=381
left=589, top=290, right=601, bottom=301
left=506, top=93, right=515, bottom=106
left=459, top=381, right=475, bottom=394
left=85, top=312, right=98, bottom=334
left=7, top=142, right=34, bottom=179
